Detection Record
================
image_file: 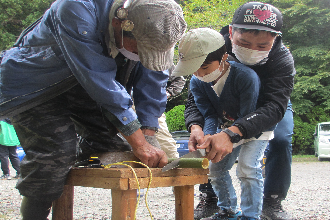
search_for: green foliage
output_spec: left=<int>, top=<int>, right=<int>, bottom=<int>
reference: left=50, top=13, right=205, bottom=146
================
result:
left=292, top=107, right=330, bottom=154
left=267, top=0, right=330, bottom=154
left=292, top=115, right=315, bottom=154
left=180, top=0, right=247, bottom=31
left=165, top=105, right=186, bottom=132
left=0, top=0, right=54, bottom=50
left=269, top=0, right=330, bottom=115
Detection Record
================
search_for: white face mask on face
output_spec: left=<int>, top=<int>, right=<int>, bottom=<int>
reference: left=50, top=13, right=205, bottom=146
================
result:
left=232, top=43, right=270, bottom=66
left=195, top=68, right=222, bottom=83
left=117, top=47, right=140, bottom=61
left=195, top=60, right=225, bottom=83
left=116, top=29, right=140, bottom=61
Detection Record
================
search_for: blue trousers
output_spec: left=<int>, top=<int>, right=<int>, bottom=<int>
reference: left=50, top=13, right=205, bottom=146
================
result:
left=209, top=140, right=269, bottom=218
left=264, top=101, right=294, bottom=199
left=200, top=101, right=294, bottom=201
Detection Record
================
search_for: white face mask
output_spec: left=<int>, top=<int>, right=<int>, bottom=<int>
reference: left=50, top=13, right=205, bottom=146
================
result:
left=232, top=43, right=270, bottom=66
left=117, top=47, right=140, bottom=61
left=195, top=61, right=225, bottom=83
left=196, top=68, right=221, bottom=83
left=116, top=29, right=140, bottom=61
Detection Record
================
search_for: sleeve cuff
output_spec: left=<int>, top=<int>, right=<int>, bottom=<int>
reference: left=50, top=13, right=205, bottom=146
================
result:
left=119, top=119, right=142, bottom=136
left=104, top=109, right=142, bottom=136
left=234, top=123, right=247, bottom=139
left=187, top=123, right=204, bottom=133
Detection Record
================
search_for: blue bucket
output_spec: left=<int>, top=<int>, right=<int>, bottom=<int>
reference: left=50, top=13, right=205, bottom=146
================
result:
left=16, top=146, right=25, bottom=161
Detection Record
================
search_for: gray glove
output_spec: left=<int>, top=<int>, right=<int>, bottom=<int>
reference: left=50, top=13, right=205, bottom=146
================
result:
left=144, top=135, right=161, bottom=149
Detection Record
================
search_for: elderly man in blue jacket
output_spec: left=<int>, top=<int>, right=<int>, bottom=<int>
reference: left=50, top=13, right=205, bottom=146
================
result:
left=0, top=0, right=186, bottom=219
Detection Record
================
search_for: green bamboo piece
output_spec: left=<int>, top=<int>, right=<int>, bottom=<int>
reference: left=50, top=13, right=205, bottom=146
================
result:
left=167, top=158, right=209, bottom=169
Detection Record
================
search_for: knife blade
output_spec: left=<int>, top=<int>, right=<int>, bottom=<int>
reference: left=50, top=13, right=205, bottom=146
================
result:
left=162, top=149, right=206, bottom=172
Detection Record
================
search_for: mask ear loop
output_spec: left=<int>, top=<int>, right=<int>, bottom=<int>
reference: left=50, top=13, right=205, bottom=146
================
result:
left=121, top=28, right=124, bottom=48
left=219, top=55, right=225, bottom=72
left=221, top=58, right=225, bottom=72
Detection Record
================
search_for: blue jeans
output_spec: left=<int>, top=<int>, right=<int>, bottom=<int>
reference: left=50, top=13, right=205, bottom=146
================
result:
left=209, top=139, right=269, bottom=219
left=264, top=101, right=294, bottom=199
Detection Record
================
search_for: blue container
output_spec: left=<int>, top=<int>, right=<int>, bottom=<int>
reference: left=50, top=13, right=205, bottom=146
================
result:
left=16, top=146, right=26, bottom=161
left=171, top=131, right=190, bottom=157
left=176, top=140, right=190, bottom=157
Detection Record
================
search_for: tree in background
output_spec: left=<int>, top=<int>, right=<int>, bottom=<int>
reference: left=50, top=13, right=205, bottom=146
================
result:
left=0, top=0, right=53, bottom=50
left=165, top=105, right=186, bottom=132
left=268, top=0, right=330, bottom=154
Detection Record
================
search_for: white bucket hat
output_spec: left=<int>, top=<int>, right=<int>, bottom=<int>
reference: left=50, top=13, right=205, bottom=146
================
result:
left=172, top=28, right=225, bottom=77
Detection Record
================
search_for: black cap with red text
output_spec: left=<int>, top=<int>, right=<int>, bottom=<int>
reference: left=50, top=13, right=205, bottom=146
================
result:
left=231, top=2, right=283, bottom=34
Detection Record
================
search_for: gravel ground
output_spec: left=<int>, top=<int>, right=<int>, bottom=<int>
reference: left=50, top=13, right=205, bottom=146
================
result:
left=0, top=161, right=329, bottom=220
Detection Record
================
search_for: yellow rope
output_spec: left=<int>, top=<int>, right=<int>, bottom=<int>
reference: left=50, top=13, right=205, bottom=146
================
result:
left=102, top=161, right=153, bottom=220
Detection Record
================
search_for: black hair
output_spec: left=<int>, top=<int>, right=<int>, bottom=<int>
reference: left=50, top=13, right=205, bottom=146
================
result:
left=202, top=45, right=227, bottom=67
left=232, top=26, right=278, bottom=37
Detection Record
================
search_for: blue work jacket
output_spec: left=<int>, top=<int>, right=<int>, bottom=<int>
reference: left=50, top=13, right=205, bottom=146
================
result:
left=0, top=0, right=168, bottom=128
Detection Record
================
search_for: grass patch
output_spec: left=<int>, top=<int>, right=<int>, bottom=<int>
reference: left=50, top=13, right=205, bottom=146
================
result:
left=292, top=154, right=320, bottom=162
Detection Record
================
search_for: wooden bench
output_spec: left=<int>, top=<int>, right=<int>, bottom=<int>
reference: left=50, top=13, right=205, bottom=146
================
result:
left=52, top=167, right=209, bottom=220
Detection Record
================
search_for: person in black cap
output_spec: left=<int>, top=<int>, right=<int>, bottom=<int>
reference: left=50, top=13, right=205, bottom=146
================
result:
left=184, top=2, right=295, bottom=220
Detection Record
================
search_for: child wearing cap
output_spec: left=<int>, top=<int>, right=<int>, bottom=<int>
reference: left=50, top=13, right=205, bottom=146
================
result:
left=183, top=2, right=295, bottom=219
left=173, top=27, right=273, bottom=219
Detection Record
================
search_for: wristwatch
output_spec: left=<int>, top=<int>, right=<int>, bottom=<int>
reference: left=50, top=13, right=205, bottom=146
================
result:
left=222, top=128, right=241, bottom=143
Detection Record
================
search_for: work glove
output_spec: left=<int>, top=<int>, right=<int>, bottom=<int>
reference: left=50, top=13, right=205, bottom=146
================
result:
left=144, top=134, right=161, bottom=149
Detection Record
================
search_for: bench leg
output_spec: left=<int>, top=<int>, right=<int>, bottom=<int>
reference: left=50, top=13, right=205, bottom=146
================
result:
left=111, top=189, right=137, bottom=220
left=52, top=185, right=74, bottom=220
left=174, top=185, right=194, bottom=220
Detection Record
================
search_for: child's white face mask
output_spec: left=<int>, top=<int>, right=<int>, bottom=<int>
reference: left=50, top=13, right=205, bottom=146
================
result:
left=195, top=68, right=222, bottom=83
left=195, top=60, right=225, bottom=83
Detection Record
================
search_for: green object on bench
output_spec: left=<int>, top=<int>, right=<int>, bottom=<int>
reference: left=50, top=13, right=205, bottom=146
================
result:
left=167, top=157, right=209, bottom=169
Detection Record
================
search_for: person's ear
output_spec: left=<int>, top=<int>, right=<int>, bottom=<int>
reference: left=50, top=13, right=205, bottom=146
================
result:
left=229, top=25, right=233, bottom=40
left=112, top=17, right=122, bottom=30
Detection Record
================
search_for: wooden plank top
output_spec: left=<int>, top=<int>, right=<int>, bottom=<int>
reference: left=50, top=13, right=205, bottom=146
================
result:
left=66, top=168, right=209, bottom=190
left=69, top=167, right=209, bottom=178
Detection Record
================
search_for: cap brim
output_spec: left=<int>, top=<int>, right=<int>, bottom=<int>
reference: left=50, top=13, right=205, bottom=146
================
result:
left=172, top=55, right=207, bottom=77
left=137, top=43, right=174, bottom=71
left=232, top=24, right=281, bottom=34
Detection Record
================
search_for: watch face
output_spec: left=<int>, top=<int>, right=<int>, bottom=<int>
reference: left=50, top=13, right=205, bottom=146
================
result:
left=232, top=133, right=241, bottom=143
left=223, top=128, right=241, bottom=143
